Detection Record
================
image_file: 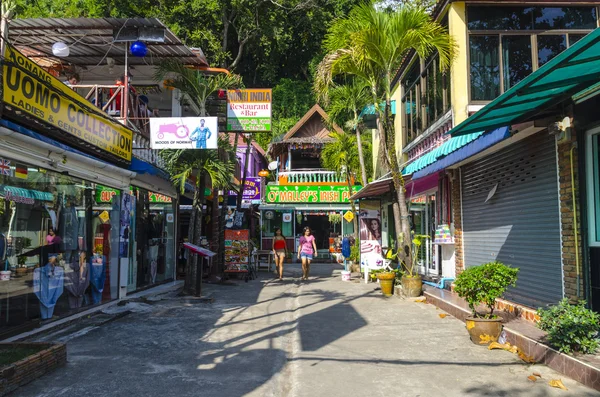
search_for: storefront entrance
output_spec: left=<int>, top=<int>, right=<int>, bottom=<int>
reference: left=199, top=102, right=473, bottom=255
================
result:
left=296, top=211, right=344, bottom=251
left=410, top=193, right=438, bottom=276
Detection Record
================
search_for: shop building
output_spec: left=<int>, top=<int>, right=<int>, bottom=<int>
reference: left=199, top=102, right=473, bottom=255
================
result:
left=376, top=2, right=599, bottom=309
left=0, top=17, right=207, bottom=338
left=264, top=104, right=360, bottom=257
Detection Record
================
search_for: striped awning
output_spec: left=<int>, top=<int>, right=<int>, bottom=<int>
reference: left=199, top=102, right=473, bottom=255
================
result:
left=1, top=185, right=54, bottom=202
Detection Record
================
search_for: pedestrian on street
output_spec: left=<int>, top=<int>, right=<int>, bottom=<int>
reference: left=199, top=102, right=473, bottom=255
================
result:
left=298, top=226, right=318, bottom=280
left=272, top=228, right=288, bottom=280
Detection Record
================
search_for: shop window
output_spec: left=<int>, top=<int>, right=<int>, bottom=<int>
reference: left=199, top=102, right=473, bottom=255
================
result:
left=502, top=35, right=532, bottom=90
left=538, top=35, right=567, bottom=67
left=587, top=132, right=600, bottom=245
left=467, top=6, right=597, bottom=31
left=470, top=35, right=500, bottom=101
left=569, top=33, right=587, bottom=47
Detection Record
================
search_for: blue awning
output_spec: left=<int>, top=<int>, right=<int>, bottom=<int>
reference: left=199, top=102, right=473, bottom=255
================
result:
left=359, top=101, right=396, bottom=118
left=411, top=127, right=510, bottom=179
left=129, top=157, right=171, bottom=181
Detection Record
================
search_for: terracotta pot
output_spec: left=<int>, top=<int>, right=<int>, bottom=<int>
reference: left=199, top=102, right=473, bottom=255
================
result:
left=465, top=317, right=503, bottom=346
left=377, top=272, right=395, bottom=296
left=401, top=275, right=422, bottom=297
left=15, top=267, right=27, bottom=276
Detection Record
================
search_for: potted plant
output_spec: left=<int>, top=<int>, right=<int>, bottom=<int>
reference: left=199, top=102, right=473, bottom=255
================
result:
left=392, top=233, right=429, bottom=297
left=376, top=270, right=396, bottom=296
left=16, top=256, right=27, bottom=276
left=453, top=261, right=519, bottom=345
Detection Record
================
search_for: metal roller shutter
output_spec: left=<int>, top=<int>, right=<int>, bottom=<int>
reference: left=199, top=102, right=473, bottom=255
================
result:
left=461, top=132, right=562, bottom=307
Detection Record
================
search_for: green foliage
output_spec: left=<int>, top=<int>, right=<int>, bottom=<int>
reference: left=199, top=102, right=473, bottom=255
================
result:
left=454, top=261, right=519, bottom=319
left=397, top=233, right=430, bottom=278
left=537, top=299, right=600, bottom=355
left=321, top=131, right=361, bottom=180
left=348, top=244, right=360, bottom=263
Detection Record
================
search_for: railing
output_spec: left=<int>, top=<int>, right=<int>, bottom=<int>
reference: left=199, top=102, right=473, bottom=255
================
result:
left=279, top=169, right=353, bottom=185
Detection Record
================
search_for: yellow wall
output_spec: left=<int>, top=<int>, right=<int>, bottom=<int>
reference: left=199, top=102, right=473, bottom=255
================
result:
left=449, top=2, right=469, bottom=125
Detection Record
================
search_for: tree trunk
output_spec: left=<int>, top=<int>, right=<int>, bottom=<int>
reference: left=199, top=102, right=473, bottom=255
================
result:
left=354, top=109, right=368, bottom=187
left=237, top=134, right=253, bottom=211
left=346, top=173, right=359, bottom=243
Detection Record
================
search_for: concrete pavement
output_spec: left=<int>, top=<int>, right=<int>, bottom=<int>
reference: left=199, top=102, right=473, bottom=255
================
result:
left=11, top=263, right=600, bottom=397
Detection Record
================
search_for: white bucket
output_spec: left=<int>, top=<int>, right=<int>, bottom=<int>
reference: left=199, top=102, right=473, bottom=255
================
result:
left=0, top=271, right=11, bottom=281
left=341, top=270, right=351, bottom=282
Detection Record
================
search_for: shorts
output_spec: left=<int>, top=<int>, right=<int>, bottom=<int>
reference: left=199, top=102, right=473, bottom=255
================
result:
left=275, top=250, right=286, bottom=256
left=300, top=252, right=313, bottom=260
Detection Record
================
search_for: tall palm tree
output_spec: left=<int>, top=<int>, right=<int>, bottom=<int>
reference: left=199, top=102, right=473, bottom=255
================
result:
left=326, top=80, right=371, bottom=186
left=315, top=3, right=454, bottom=264
left=321, top=131, right=362, bottom=241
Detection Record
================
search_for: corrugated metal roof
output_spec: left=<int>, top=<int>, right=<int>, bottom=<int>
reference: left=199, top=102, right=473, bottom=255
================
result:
left=8, top=18, right=208, bottom=67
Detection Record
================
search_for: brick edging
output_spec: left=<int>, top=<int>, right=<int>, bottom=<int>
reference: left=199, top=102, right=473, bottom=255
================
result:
left=424, top=291, right=600, bottom=391
left=0, top=343, right=67, bottom=396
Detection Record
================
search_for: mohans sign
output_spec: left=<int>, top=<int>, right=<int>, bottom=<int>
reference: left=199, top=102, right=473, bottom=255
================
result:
left=3, top=46, right=132, bottom=162
left=227, top=89, right=271, bottom=132
left=149, top=117, right=218, bottom=149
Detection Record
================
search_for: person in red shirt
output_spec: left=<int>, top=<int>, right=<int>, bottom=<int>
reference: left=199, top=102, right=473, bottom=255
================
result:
left=272, top=228, right=288, bottom=280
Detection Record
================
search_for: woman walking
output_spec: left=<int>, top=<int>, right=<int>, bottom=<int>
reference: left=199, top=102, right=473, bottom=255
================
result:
left=297, top=227, right=318, bottom=280
left=272, top=228, right=288, bottom=280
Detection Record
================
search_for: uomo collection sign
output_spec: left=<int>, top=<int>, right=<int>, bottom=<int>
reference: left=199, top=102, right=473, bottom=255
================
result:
left=265, top=185, right=359, bottom=203
left=3, top=46, right=133, bottom=161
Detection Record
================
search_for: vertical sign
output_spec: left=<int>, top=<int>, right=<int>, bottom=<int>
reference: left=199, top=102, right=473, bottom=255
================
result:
left=227, top=89, right=272, bottom=132
left=359, top=200, right=383, bottom=271
left=224, top=230, right=250, bottom=272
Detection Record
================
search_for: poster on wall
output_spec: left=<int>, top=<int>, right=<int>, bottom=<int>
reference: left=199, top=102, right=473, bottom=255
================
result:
left=224, top=230, right=249, bottom=273
left=149, top=117, right=218, bottom=149
left=227, top=89, right=272, bottom=132
left=119, top=193, right=133, bottom=258
left=359, top=200, right=383, bottom=271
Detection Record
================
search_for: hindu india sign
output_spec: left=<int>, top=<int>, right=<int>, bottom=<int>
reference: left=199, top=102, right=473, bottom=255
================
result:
left=265, top=185, right=359, bottom=203
left=227, top=89, right=271, bottom=132
left=149, top=117, right=218, bottom=149
left=3, top=46, right=132, bottom=161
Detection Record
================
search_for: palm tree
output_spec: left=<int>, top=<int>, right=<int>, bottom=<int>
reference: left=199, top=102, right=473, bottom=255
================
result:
left=326, top=80, right=371, bottom=186
left=314, top=3, right=454, bottom=265
left=321, top=131, right=362, bottom=241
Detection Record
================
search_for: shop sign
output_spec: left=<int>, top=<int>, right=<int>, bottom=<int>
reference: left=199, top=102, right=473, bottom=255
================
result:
left=343, top=210, right=354, bottom=223
left=149, top=192, right=172, bottom=203
left=360, top=200, right=383, bottom=271
left=227, top=89, right=272, bottom=132
left=3, top=46, right=133, bottom=161
left=265, top=185, right=357, bottom=203
left=229, top=177, right=261, bottom=200
left=4, top=190, right=34, bottom=205
left=96, top=185, right=119, bottom=203
left=149, top=117, right=218, bottom=149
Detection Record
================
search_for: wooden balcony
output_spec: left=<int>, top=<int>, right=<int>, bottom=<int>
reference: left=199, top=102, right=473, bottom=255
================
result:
left=278, top=169, right=353, bottom=186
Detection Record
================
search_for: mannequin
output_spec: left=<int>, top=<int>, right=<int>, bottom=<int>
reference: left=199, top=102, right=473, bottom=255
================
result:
left=90, top=252, right=105, bottom=304
left=64, top=251, right=90, bottom=309
left=33, top=254, right=64, bottom=320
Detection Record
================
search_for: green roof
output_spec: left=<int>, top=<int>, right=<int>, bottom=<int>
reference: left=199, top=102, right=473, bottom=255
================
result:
left=451, top=28, right=600, bottom=136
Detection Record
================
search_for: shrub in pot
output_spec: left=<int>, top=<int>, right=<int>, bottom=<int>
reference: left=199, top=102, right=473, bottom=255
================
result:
left=537, top=298, right=600, bottom=355
left=395, top=234, right=429, bottom=297
left=453, top=261, right=519, bottom=345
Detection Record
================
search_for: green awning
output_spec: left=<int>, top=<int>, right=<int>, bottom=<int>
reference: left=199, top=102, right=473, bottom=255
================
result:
left=451, top=28, right=600, bottom=136
left=1, top=185, right=54, bottom=202
left=403, top=130, right=484, bottom=175
left=359, top=101, right=396, bottom=118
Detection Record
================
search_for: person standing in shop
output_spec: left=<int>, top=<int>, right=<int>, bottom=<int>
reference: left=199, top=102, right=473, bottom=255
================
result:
left=272, top=228, right=288, bottom=281
left=297, top=226, right=318, bottom=281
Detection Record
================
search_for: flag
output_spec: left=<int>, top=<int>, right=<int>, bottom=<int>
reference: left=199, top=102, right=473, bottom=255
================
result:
left=0, top=159, right=10, bottom=176
left=15, top=164, right=28, bottom=179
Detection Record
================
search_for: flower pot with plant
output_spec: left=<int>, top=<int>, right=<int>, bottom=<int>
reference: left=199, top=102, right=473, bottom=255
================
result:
left=16, top=256, right=27, bottom=276
left=453, top=261, right=519, bottom=345
left=391, top=234, right=429, bottom=297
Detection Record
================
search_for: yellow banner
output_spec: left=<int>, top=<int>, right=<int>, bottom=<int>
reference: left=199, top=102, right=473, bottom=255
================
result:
left=3, top=46, right=132, bottom=161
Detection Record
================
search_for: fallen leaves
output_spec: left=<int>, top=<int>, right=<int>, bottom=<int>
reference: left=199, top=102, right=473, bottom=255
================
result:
left=414, top=297, right=426, bottom=303
left=479, top=334, right=497, bottom=344
left=549, top=379, right=568, bottom=390
left=533, top=371, right=542, bottom=378
left=518, top=350, right=536, bottom=364
left=528, top=375, right=538, bottom=382
left=439, top=313, right=448, bottom=319
left=488, top=342, right=518, bottom=354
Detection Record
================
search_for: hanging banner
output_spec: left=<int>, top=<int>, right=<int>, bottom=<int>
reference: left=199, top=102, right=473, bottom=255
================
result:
left=229, top=177, right=261, bottom=200
left=149, top=117, right=218, bottom=149
left=227, top=89, right=272, bottom=132
left=359, top=200, right=383, bottom=271
left=224, top=230, right=249, bottom=272
left=3, top=46, right=132, bottom=161
left=265, top=185, right=358, bottom=203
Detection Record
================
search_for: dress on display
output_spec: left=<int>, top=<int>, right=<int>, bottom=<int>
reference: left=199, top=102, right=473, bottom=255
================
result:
left=59, top=204, right=79, bottom=251
left=33, top=263, right=64, bottom=319
left=64, top=255, right=90, bottom=309
left=149, top=244, right=158, bottom=284
left=90, top=254, right=106, bottom=304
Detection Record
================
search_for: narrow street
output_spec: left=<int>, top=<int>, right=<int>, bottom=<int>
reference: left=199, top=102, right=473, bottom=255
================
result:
left=13, top=264, right=600, bottom=397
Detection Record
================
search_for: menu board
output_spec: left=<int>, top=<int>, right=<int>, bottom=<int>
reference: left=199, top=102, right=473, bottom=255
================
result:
left=224, top=229, right=249, bottom=273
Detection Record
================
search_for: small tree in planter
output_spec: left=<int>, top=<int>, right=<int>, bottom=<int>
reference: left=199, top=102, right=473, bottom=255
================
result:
left=392, top=233, right=430, bottom=297
left=454, top=261, right=519, bottom=345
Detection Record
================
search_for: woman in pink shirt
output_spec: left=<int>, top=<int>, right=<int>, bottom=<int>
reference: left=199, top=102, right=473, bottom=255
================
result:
left=297, top=226, right=318, bottom=280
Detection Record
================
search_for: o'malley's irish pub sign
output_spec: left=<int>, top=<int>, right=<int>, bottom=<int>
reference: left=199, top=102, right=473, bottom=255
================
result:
left=265, top=185, right=359, bottom=203
left=3, top=46, right=133, bottom=162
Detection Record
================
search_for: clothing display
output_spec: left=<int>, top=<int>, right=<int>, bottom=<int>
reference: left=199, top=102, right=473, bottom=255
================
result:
left=59, top=204, right=79, bottom=251
left=149, top=244, right=158, bottom=284
left=90, top=254, right=106, bottom=304
left=64, top=253, right=90, bottom=309
left=33, top=263, right=64, bottom=320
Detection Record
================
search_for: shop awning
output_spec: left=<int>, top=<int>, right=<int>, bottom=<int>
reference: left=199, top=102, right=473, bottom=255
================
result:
left=350, top=176, right=393, bottom=200
left=450, top=28, right=600, bottom=137
left=1, top=185, right=54, bottom=201
left=259, top=203, right=352, bottom=211
left=411, top=127, right=511, bottom=179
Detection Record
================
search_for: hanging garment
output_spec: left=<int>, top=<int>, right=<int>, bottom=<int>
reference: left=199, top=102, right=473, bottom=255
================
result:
left=149, top=244, right=159, bottom=284
left=90, top=254, right=106, bottom=304
left=64, top=254, right=90, bottom=309
left=44, top=205, right=57, bottom=230
left=0, top=233, right=7, bottom=261
left=33, top=264, right=64, bottom=320
left=342, top=237, right=351, bottom=259
left=59, top=205, right=79, bottom=251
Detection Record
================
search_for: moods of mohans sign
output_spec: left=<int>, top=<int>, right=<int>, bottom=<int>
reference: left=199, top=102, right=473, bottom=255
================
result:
left=3, top=46, right=132, bottom=161
left=227, top=89, right=271, bottom=132
left=149, top=117, right=218, bottom=149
